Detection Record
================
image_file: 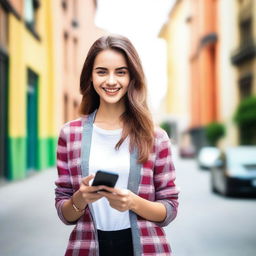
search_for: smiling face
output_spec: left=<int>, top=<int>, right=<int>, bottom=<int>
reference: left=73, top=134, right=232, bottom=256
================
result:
left=91, top=49, right=130, bottom=108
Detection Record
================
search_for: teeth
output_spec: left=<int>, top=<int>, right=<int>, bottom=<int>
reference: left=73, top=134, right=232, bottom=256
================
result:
left=103, top=88, right=120, bottom=92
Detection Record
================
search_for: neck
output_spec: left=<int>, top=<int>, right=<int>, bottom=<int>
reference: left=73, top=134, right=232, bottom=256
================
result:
left=95, top=102, right=125, bottom=129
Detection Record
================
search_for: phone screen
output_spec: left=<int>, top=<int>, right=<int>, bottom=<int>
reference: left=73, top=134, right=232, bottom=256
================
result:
left=91, top=170, right=119, bottom=188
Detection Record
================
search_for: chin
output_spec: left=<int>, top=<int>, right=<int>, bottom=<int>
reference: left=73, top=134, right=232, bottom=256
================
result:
left=101, top=97, right=124, bottom=106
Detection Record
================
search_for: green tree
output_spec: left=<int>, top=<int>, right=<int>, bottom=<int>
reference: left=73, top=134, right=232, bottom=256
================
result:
left=233, top=96, right=256, bottom=144
left=160, top=121, right=171, bottom=137
left=205, top=122, right=226, bottom=146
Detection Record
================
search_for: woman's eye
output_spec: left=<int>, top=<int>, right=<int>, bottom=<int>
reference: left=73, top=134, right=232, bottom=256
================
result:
left=96, top=70, right=106, bottom=75
left=117, top=70, right=126, bottom=75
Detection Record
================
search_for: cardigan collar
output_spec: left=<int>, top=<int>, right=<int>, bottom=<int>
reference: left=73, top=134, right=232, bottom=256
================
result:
left=80, top=109, right=142, bottom=256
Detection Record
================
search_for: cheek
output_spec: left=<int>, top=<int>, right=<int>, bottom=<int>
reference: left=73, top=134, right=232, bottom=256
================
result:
left=92, top=76, right=103, bottom=86
left=122, top=77, right=130, bottom=87
left=92, top=78, right=101, bottom=93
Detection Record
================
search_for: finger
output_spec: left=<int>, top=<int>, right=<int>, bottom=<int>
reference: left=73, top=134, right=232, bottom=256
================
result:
left=98, top=191, right=120, bottom=200
left=81, top=174, right=95, bottom=185
left=82, top=192, right=103, bottom=202
left=80, top=183, right=99, bottom=193
left=98, top=186, right=116, bottom=193
left=85, top=185, right=104, bottom=193
left=103, top=187, right=129, bottom=196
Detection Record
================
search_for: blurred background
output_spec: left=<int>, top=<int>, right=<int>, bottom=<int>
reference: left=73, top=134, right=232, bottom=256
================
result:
left=0, top=0, right=256, bottom=255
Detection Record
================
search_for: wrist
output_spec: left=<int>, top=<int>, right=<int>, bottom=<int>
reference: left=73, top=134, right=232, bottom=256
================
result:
left=71, top=193, right=86, bottom=213
left=130, top=193, right=139, bottom=212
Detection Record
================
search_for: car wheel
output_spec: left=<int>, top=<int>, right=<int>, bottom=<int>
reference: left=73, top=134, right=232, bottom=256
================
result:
left=210, top=169, right=218, bottom=194
left=212, top=183, right=218, bottom=194
left=223, top=178, right=232, bottom=197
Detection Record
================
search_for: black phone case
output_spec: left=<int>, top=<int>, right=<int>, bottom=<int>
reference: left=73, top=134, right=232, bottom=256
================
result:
left=92, top=170, right=119, bottom=187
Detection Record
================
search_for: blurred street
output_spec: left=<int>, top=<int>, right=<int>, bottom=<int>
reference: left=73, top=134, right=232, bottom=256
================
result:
left=167, top=147, right=256, bottom=256
left=1, top=147, right=256, bottom=256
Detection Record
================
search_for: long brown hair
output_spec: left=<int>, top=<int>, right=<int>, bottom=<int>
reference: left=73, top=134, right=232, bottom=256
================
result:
left=79, top=35, right=154, bottom=163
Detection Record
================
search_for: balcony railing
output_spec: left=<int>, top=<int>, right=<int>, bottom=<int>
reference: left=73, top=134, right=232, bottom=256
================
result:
left=231, top=40, right=256, bottom=65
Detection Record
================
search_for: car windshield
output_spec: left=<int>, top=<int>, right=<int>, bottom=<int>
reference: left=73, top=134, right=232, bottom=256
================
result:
left=227, top=147, right=256, bottom=166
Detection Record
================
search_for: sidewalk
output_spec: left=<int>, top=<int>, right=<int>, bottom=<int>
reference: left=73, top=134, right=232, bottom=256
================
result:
left=0, top=169, right=73, bottom=256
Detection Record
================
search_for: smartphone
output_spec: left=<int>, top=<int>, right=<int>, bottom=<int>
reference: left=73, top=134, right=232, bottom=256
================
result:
left=91, top=170, right=119, bottom=188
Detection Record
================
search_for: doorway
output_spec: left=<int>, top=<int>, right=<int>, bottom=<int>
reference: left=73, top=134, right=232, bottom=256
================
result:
left=26, top=69, right=38, bottom=171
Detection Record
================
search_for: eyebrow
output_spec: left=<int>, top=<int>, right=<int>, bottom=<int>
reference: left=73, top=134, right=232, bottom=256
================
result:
left=94, top=66, right=129, bottom=70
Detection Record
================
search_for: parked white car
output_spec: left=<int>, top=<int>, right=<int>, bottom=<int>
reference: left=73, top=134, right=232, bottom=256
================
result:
left=197, top=147, right=221, bottom=169
left=211, top=146, right=256, bottom=196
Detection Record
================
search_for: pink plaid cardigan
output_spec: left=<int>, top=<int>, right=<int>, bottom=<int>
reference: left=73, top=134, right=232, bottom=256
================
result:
left=55, top=111, right=179, bottom=256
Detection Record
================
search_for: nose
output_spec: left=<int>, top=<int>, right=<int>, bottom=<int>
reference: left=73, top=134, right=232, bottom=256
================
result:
left=106, top=74, right=117, bottom=86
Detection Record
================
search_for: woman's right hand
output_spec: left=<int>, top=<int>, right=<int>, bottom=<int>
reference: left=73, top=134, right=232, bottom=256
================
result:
left=72, top=174, right=104, bottom=210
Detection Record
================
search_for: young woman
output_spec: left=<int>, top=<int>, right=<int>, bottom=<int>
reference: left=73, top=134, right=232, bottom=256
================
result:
left=55, top=34, right=179, bottom=256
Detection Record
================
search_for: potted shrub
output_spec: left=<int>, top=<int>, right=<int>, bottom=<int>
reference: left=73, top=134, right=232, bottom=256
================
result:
left=205, top=122, right=226, bottom=147
left=233, top=96, right=256, bottom=144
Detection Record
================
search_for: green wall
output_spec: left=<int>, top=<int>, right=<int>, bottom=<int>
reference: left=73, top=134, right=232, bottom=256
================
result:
left=8, top=137, right=57, bottom=180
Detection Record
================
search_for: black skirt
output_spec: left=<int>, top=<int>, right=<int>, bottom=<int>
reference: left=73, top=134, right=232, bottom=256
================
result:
left=97, top=228, right=134, bottom=256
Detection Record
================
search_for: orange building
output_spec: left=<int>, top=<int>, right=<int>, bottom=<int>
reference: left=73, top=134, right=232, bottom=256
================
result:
left=53, top=0, right=106, bottom=129
left=187, top=0, right=219, bottom=149
left=189, top=0, right=219, bottom=128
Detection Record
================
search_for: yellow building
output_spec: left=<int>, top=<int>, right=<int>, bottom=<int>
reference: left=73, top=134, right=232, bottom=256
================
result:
left=5, top=0, right=56, bottom=180
left=159, top=0, right=191, bottom=142
left=217, top=0, right=239, bottom=147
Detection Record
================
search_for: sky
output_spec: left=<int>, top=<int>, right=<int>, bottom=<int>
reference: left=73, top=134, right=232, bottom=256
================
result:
left=95, top=0, right=175, bottom=114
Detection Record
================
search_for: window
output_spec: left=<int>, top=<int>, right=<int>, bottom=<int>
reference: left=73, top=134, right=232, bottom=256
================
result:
left=239, top=74, right=253, bottom=100
left=239, top=19, right=253, bottom=47
left=24, top=0, right=40, bottom=32
left=73, top=38, right=78, bottom=74
left=61, top=0, right=67, bottom=11
left=63, top=32, right=69, bottom=71
left=71, top=0, right=79, bottom=27
left=73, top=100, right=79, bottom=119
left=64, top=93, right=68, bottom=123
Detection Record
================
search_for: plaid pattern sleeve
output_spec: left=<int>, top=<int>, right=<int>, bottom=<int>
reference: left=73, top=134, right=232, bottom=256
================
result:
left=153, top=128, right=179, bottom=227
left=55, top=124, right=76, bottom=225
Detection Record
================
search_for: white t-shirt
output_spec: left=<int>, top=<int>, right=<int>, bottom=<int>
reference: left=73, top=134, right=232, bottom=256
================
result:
left=89, top=124, right=131, bottom=231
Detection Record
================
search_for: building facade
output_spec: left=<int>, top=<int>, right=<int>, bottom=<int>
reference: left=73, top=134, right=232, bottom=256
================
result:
left=160, top=0, right=256, bottom=151
left=229, top=0, right=256, bottom=145
left=1, top=0, right=56, bottom=180
left=0, top=0, right=9, bottom=179
left=217, top=0, right=240, bottom=147
left=159, top=0, right=191, bottom=144
left=0, top=0, right=104, bottom=181
left=53, top=0, right=106, bottom=130
left=187, top=0, right=219, bottom=150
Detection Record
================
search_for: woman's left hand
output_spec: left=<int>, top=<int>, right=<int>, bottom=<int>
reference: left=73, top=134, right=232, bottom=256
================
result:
left=98, top=187, right=136, bottom=212
left=98, top=186, right=167, bottom=222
